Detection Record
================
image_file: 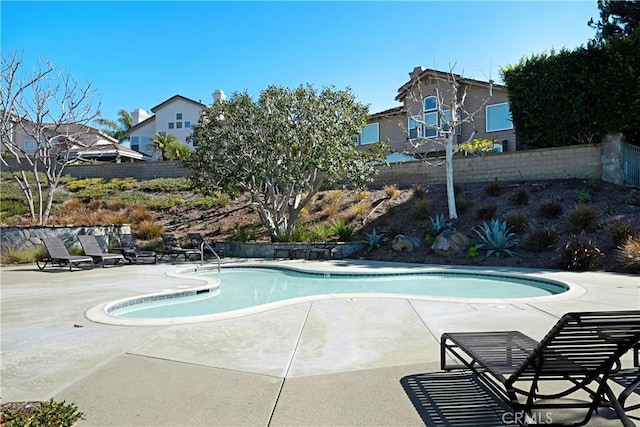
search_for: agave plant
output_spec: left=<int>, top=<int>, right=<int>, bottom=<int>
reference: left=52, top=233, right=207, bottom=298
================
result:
left=363, top=228, right=387, bottom=254
left=429, top=213, right=453, bottom=236
left=473, top=219, right=519, bottom=258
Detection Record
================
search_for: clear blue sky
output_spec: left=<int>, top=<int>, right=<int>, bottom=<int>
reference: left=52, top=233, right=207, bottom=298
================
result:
left=2, top=1, right=600, bottom=123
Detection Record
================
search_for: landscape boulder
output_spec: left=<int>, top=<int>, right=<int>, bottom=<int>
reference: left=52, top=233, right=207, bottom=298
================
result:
left=431, top=230, right=469, bottom=257
left=391, top=234, right=419, bottom=252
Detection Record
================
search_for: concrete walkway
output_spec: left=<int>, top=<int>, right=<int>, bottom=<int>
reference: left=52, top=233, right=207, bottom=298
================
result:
left=1, top=259, right=638, bottom=426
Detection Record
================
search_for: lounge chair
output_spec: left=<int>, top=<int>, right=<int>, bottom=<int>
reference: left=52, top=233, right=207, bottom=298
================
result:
left=119, top=234, right=157, bottom=264
left=440, top=310, right=640, bottom=426
left=187, top=232, right=224, bottom=259
left=37, top=237, right=94, bottom=271
left=160, top=233, right=201, bottom=261
left=78, top=235, right=125, bottom=267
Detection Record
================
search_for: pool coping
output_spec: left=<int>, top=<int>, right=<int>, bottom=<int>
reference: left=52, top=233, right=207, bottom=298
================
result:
left=84, top=260, right=587, bottom=326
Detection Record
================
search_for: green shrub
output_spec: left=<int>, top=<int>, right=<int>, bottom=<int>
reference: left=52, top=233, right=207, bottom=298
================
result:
left=189, top=195, right=229, bottom=209
left=473, top=219, right=519, bottom=258
left=103, top=177, right=137, bottom=191
left=455, top=195, right=471, bottom=214
left=0, top=183, right=28, bottom=201
left=412, top=199, right=430, bottom=220
left=511, top=188, right=529, bottom=205
left=484, top=180, right=501, bottom=197
left=307, top=223, right=333, bottom=242
left=504, top=211, right=528, bottom=233
left=1, top=398, right=83, bottom=427
left=105, top=191, right=152, bottom=206
left=525, top=227, right=559, bottom=252
left=330, top=218, right=355, bottom=241
left=66, top=178, right=104, bottom=192
left=231, top=223, right=261, bottom=242
left=575, top=190, right=591, bottom=203
left=539, top=200, right=563, bottom=218
left=146, top=195, right=183, bottom=211
left=607, top=220, right=638, bottom=247
left=476, top=204, right=498, bottom=221
left=567, top=205, right=600, bottom=233
left=559, top=236, right=602, bottom=271
left=1, top=199, right=29, bottom=219
left=616, top=237, right=640, bottom=273
left=138, top=177, right=192, bottom=192
left=76, top=185, right=111, bottom=202
left=0, top=246, right=47, bottom=264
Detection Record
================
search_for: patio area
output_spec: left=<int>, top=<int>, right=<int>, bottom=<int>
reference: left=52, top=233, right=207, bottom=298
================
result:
left=1, top=259, right=638, bottom=426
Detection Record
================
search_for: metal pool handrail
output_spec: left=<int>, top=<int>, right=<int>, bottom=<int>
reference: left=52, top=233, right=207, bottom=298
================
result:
left=200, top=241, right=221, bottom=275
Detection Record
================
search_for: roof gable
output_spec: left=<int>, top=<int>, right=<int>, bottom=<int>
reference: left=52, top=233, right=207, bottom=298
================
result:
left=150, top=95, right=205, bottom=113
left=395, top=67, right=507, bottom=102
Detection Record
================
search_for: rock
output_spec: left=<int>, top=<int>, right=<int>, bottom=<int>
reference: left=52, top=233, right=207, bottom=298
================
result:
left=431, top=230, right=469, bottom=257
left=391, top=234, right=418, bottom=252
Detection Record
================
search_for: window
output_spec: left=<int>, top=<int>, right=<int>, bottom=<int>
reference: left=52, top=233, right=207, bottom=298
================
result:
left=359, top=123, right=379, bottom=145
left=176, top=121, right=183, bottom=129
left=184, top=121, right=191, bottom=128
left=168, top=122, right=174, bottom=129
left=423, top=96, right=438, bottom=138
left=141, top=136, right=153, bottom=153
left=176, top=113, right=182, bottom=120
left=130, top=136, right=139, bottom=151
left=24, top=140, right=37, bottom=150
left=486, top=102, right=513, bottom=132
left=408, top=115, right=422, bottom=139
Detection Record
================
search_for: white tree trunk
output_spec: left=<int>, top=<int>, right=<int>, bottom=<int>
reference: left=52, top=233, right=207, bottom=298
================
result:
left=445, top=134, right=457, bottom=219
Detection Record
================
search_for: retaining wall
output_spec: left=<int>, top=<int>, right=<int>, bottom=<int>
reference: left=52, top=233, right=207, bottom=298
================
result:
left=1, top=225, right=132, bottom=254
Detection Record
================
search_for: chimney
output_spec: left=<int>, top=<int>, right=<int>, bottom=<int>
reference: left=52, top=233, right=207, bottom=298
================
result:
left=130, top=108, right=150, bottom=126
left=213, top=89, right=226, bottom=103
left=409, top=66, right=425, bottom=79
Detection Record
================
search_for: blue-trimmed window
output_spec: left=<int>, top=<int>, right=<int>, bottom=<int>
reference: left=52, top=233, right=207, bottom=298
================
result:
left=130, top=136, right=139, bottom=151
left=185, top=121, right=191, bottom=128
left=360, top=123, right=379, bottom=145
left=24, top=140, right=37, bottom=150
left=486, top=102, right=513, bottom=132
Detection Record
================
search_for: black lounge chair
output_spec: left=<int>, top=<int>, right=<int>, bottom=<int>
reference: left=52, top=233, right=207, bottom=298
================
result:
left=160, top=233, right=201, bottom=261
left=37, top=237, right=94, bottom=271
left=78, top=235, right=125, bottom=267
left=120, top=234, right=157, bottom=264
left=187, top=232, right=224, bottom=259
left=440, top=311, right=640, bottom=426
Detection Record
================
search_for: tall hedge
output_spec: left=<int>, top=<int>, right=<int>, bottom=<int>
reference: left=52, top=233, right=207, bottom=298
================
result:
left=502, top=33, right=640, bottom=147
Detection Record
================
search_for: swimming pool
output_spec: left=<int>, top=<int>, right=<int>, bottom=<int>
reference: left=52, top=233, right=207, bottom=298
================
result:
left=97, top=265, right=571, bottom=324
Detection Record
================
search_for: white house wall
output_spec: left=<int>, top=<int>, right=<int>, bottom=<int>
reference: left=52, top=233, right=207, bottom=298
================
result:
left=154, top=99, right=203, bottom=147
left=128, top=118, right=157, bottom=158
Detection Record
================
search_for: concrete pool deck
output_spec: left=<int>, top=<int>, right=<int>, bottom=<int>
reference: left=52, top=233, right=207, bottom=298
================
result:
left=1, top=259, right=638, bottom=426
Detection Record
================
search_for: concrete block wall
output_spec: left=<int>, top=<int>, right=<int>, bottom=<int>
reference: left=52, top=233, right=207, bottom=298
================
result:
left=65, top=161, right=191, bottom=181
left=372, top=144, right=602, bottom=187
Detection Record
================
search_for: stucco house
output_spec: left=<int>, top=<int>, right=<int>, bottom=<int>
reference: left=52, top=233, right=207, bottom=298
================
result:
left=358, top=66, right=516, bottom=161
left=126, top=90, right=226, bottom=160
left=1, top=113, right=143, bottom=162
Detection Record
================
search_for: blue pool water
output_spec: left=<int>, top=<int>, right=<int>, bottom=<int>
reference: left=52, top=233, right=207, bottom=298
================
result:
left=108, top=267, right=568, bottom=319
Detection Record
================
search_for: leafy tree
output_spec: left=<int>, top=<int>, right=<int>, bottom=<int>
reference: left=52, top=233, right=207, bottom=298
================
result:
left=184, top=84, right=386, bottom=241
left=95, top=109, right=133, bottom=143
left=589, top=0, right=640, bottom=44
left=147, top=133, right=179, bottom=160
left=1, top=50, right=101, bottom=224
left=165, top=139, right=190, bottom=160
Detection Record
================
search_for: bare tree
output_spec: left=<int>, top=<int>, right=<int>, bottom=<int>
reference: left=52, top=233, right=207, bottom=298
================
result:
left=402, top=66, right=493, bottom=219
left=1, top=51, right=101, bottom=224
